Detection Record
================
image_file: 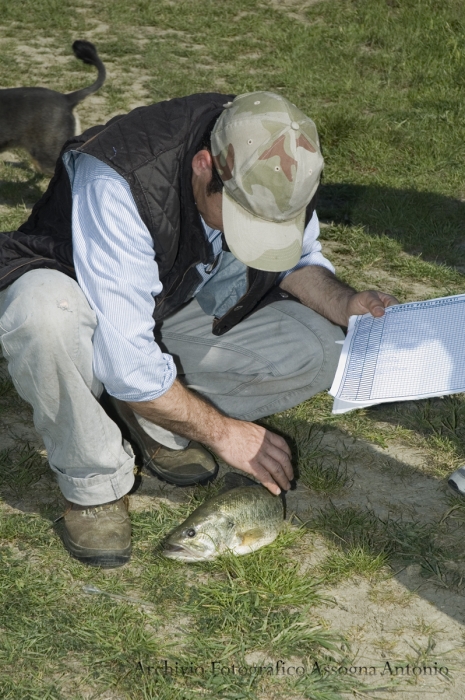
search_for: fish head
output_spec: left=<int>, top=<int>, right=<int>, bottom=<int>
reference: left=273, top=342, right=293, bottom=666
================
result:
left=163, top=510, right=236, bottom=562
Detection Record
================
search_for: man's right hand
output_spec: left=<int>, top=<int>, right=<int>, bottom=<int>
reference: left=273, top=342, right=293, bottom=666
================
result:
left=128, top=379, right=293, bottom=495
left=210, top=419, right=293, bottom=495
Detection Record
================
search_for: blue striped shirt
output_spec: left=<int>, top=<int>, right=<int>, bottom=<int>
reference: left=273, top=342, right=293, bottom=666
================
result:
left=64, top=153, right=335, bottom=402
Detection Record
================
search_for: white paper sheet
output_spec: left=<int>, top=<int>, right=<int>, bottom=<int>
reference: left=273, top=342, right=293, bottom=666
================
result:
left=329, top=293, right=465, bottom=414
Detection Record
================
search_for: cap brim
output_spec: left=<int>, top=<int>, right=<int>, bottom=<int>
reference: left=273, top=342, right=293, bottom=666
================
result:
left=222, top=190, right=305, bottom=272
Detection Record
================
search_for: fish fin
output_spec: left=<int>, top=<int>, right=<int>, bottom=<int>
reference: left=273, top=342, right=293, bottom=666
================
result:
left=217, top=472, right=259, bottom=495
left=239, top=527, right=266, bottom=547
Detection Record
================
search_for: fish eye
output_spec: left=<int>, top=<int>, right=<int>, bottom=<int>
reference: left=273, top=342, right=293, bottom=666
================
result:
left=185, top=528, right=196, bottom=538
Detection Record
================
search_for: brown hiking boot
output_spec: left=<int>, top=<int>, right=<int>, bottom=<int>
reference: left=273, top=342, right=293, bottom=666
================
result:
left=61, top=496, right=131, bottom=568
left=104, top=395, right=219, bottom=486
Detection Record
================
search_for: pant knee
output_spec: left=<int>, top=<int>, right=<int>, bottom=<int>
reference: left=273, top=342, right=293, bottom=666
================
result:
left=1, top=269, right=93, bottom=331
left=265, top=301, right=344, bottom=385
left=0, top=269, right=96, bottom=358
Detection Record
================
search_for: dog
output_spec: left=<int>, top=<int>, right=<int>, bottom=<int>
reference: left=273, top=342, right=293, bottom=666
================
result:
left=0, top=40, right=106, bottom=174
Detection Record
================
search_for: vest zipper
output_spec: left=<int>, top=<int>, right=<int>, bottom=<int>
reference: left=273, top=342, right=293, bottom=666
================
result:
left=154, top=261, right=202, bottom=313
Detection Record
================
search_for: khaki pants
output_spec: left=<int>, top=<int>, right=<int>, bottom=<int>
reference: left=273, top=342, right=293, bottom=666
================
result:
left=0, top=269, right=343, bottom=504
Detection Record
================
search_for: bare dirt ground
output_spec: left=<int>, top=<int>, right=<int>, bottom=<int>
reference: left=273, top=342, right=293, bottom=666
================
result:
left=291, top=430, right=465, bottom=699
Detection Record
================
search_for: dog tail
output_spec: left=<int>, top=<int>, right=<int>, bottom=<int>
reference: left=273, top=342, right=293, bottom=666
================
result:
left=65, top=40, right=106, bottom=107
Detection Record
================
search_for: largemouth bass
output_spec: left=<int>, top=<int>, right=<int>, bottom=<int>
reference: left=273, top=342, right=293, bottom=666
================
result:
left=163, top=474, right=284, bottom=562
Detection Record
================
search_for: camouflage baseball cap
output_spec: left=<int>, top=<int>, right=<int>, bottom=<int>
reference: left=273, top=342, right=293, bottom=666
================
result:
left=211, top=91, right=324, bottom=272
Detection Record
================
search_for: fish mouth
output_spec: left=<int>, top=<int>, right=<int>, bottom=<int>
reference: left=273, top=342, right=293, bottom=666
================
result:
left=163, top=543, right=185, bottom=554
left=162, top=543, right=212, bottom=562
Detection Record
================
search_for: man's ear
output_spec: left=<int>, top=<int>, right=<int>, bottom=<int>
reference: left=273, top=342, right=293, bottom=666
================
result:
left=192, top=149, right=214, bottom=178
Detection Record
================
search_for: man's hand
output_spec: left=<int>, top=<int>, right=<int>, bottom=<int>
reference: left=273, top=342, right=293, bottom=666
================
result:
left=345, top=290, right=398, bottom=319
left=128, top=380, right=293, bottom=495
left=280, top=265, right=398, bottom=326
left=209, top=419, right=293, bottom=495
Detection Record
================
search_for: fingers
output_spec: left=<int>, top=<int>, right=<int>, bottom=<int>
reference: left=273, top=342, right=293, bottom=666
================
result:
left=213, top=420, right=294, bottom=495
left=363, top=291, right=387, bottom=317
left=247, top=462, right=286, bottom=496
left=248, top=432, right=293, bottom=495
left=266, top=431, right=293, bottom=478
left=379, top=292, right=399, bottom=307
left=370, top=302, right=386, bottom=318
left=348, top=291, right=399, bottom=319
left=266, top=441, right=293, bottom=482
left=259, top=456, right=292, bottom=493
left=368, top=292, right=399, bottom=316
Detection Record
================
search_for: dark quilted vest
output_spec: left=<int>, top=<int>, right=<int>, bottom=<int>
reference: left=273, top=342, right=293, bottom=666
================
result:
left=0, top=93, right=314, bottom=334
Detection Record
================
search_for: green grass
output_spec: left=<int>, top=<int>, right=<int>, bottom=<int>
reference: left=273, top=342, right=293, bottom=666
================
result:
left=1, top=0, right=465, bottom=697
left=292, top=426, right=351, bottom=494
left=320, top=223, right=465, bottom=298
left=309, top=502, right=465, bottom=590
left=319, top=546, right=389, bottom=583
left=0, top=507, right=357, bottom=700
left=0, top=445, right=49, bottom=497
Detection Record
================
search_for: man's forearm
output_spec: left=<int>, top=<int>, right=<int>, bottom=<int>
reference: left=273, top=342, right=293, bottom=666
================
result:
left=127, top=380, right=294, bottom=494
left=280, top=265, right=356, bottom=326
left=280, top=265, right=398, bottom=325
left=127, top=379, right=227, bottom=447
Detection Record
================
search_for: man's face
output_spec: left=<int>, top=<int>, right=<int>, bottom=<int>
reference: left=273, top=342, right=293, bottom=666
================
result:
left=191, top=149, right=224, bottom=232
left=196, top=190, right=223, bottom=232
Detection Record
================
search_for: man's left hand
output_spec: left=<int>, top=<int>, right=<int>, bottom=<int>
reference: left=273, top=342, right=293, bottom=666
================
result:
left=346, top=290, right=398, bottom=319
left=280, top=265, right=399, bottom=327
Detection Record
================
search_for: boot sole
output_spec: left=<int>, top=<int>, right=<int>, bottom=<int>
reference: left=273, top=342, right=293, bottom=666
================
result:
left=62, top=529, right=131, bottom=568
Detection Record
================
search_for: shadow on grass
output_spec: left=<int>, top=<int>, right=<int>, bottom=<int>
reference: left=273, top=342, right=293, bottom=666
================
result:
left=264, top=412, right=465, bottom=630
left=0, top=170, right=47, bottom=208
left=318, top=182, right=465, bottom=269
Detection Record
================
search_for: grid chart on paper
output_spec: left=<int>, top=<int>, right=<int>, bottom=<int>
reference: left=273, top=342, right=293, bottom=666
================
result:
left=337, top=296, right=465, bottom=402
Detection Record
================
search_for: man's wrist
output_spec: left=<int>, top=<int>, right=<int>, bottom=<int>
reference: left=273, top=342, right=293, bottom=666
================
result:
left=128, top=380, right=231, bottom=448
left=342, top=290, right=358, bottom=325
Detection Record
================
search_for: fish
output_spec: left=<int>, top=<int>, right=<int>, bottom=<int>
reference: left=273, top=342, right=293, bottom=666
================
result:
left=162, top=473, right=284, bottom=562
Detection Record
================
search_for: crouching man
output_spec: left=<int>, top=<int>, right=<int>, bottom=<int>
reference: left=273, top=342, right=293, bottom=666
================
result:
left=0, top=91, right=396, bottom=566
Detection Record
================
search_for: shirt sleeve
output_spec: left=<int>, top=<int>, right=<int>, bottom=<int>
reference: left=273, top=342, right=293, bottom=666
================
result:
left=70, top=155, right=177, bottom=402
left=277, top=210, right=335, bottom=281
